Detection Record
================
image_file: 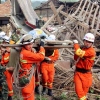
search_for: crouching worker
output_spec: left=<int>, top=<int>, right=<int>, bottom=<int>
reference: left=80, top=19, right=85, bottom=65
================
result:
left=19, top=34, right=45, bottom=100
left=40, top=35, right=59, bottom=96
left=0, top=37, right=14, bottom=100
left=73, top=33, right=96, bottom=100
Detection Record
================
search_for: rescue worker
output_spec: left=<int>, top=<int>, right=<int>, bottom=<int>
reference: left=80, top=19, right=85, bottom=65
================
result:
left=0, top=63, right=8, bottom=100
left=19, top=34, right=45, bottom=100
left=73, top=33, right=96, bottom=100
left=40, top=35, right=59, bottom=96
left=1, top=37, right=14, bottom=100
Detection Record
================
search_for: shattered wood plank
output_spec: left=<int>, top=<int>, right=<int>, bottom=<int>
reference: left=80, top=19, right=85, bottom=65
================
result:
left=49, top=1, right=62, bottom=24
left=78, top=0, right=88, bottom=18
left=90, top=29, right=100, bottom=36
left=86, top=3, right=94, bottom=24
left=65, top=48, right=74, bottom=55
left=41, top=5, right=64, bottom=30
left=65, top=25, right=83, bottom=44
left=91, top=5, right=99, bottom=28
left=82, top=1, right=91, bottom=21
left=60, top=11, right=89, bottom=29
left=95, top=10, right=100, bottom=35
left=72, top=0, right=83, bottom=16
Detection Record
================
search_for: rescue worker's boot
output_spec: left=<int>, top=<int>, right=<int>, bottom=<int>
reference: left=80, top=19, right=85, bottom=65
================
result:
left=47, top=89, right=52, bottom=96
left=8, top=96, right=12, bottom=100
left=35, top=85, right=40, bottom=94
left=42, top=87, right=46, bottom=95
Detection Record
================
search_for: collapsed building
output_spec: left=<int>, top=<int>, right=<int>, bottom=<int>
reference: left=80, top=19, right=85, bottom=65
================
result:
left=0, top=0, right=100, bottom=99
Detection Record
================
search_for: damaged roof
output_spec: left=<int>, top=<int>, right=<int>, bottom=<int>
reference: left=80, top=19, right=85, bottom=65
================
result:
left=0, top=0, right=11, bottom=17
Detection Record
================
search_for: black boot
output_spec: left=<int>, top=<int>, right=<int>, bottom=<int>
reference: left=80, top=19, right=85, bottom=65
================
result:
left=42, top=87, right=46, bottom=95
left=35, top=85, right=40, bottom=94
left=8, top=96, right=12, bottom=100
left=48, top=89, right=52, bottom=96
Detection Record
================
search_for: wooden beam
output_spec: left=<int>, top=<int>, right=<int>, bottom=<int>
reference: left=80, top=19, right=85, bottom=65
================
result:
left=60, top=11, right=89, bottom=29
left=49, top=1, right=62, bottom=25
left=41, top=5, right=64, bottom=30
left=0, top=43, right=73, bottom=49
left=65, top=25, right=84, bottom=45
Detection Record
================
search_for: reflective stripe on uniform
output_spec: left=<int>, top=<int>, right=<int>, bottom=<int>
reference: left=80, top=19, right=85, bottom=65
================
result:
left=51, top=50, right=55, bottom=56
left=39, top=52, right=45, bottom=56
left=4, top=56, right=9, bottom=60
left=47, top=82, right=53, bottom=89
left=47, top=83, right=52, bottom=86
left=20, top=59, right=27, bottom=63
left=35, top=82, right=39, bottom=85
left=43, top=83, right=47, bottom=87
left=90, top=57, right=95, bottom=60
left=8, top=90, right=13, bottom=94
left=75, top=48, right=85, bottom=58
left=80, top=96, right=86, bottom=100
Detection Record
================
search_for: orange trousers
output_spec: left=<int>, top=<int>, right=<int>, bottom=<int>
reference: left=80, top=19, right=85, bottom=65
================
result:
left=21, top=76, right=35, bottom=100
left=41, top=63, right=55, bottom=89
left=74, top=72, right=92, bottom=99
left=4, top=70, right=13, bottom=96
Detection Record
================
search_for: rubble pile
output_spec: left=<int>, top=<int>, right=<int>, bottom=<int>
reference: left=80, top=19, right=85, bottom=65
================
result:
left=39, top=0, right=100, bottom=99
left=41, top=0, right=100, bottom=66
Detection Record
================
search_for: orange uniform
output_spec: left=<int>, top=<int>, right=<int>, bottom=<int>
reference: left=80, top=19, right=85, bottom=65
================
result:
left=20, top=46, right=45, bottom=100
left=74, top=43, right=96, bottom=100
left=1, top=51, right=13, bottom=97
left=41, top=49, right=59, bottom=89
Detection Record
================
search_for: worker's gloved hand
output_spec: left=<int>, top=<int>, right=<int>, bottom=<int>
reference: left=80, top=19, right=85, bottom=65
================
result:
left=44, top=57, right=51, bottom=61
left=73, top=40, right=78, bottom=44
left=40, top=39, right=45, bottom=47
left=40, top=35, right=46, bottom=39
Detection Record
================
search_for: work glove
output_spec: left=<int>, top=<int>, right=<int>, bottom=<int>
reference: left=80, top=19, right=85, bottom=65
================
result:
left=40, top=35, right=46, bottom=39
left=40, top=39, right=45, bottom=47
left=44, top=57, right=51, bottom=61
left=73, top=40, right=78, bottom=44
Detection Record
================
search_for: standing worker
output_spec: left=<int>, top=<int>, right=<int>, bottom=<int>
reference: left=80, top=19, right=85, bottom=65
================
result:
left=73, top=33, right=96, bottom=100
left=1, top=36, right=14, bottom=100
left=40, top=35, right=59, bottom=96
left=19, top=34, right=45, bottom=100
